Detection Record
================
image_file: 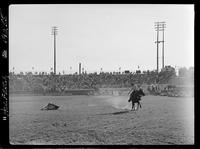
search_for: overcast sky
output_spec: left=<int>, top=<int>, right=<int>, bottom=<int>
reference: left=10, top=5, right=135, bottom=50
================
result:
left=9, top=4, right=194, bottom=74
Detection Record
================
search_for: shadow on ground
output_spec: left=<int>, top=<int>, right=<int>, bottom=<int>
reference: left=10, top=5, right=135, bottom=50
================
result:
left=97, top=110, right=131, bottom=115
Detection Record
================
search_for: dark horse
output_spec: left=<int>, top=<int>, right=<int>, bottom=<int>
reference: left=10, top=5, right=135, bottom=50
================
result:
left=128, top=89, right=145, bottom=111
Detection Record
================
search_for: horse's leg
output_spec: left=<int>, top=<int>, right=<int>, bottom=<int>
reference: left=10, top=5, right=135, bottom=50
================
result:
left=131, top=101, right=133, bottom=110
left=133, top=102, right=137, bottom=111
left=134, top=104, right=137, bottom=111
left=135, top=102, right=139, bottom=110
left=131, top=101, right=135, bottom=111
left=139, top=101, right=142, bottom=108
left=135, top=101, right=141, bottom=110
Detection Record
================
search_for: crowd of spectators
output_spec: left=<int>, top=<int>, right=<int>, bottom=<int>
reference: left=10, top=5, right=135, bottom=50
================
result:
left=9, top=68, right=178, bottom=94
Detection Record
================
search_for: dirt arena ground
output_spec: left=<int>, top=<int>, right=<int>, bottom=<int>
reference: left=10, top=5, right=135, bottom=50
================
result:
left=9, top=95, right=194, bottom=145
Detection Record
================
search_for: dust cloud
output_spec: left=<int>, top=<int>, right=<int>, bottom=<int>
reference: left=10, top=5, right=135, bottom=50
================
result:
left=106, top=96, right=132, bottom=110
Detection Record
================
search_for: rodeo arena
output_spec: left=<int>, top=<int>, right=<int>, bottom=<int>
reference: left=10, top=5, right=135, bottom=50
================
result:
left=8, top=8, right=194, bottom=144
left=9, top=63, right=194, bottom=145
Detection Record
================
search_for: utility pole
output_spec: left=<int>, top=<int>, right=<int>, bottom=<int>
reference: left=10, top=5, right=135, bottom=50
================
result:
left=52, top=26, right=58, bottom=75
left=156, top=23, right=159, bottom=73
left=162, top=23, right=166, bottom=69
left=79, top=63, right=81, bottom=75
left=155, top=22, right=166, bottom=72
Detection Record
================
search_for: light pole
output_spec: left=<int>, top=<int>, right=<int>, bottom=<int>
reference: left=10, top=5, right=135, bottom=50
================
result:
left=52, top=26, right=58, bottom=75
left=155, top=22, right=166, bottom=72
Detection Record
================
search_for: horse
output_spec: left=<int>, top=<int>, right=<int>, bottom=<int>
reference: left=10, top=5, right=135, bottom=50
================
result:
left=128, top=89, right=145, bottom=111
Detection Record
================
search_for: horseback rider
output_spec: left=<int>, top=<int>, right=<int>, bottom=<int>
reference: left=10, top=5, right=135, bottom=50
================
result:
left=128, top=83, right=138, bottom=102
left=128, top=83, right=144, bottom=110
left=128, top=83, right=139, bottom=110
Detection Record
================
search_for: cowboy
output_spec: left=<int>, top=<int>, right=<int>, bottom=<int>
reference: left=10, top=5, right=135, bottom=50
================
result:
left=128, top=83, right=138, bottom=97
left=128, top=83, right=145, bottom=110
left=128, top=83, right=139, bottom=110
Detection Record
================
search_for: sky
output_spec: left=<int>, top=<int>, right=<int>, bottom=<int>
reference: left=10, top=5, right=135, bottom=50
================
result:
left=9, top=4, right=194, bottom=74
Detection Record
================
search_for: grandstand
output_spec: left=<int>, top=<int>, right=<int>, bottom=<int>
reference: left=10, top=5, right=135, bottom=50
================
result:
left=9, top=66, right=193, bottom=97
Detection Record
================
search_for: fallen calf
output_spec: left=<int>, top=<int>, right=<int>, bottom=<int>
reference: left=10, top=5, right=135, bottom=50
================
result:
left=41, top=102, right=59, bottom=110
